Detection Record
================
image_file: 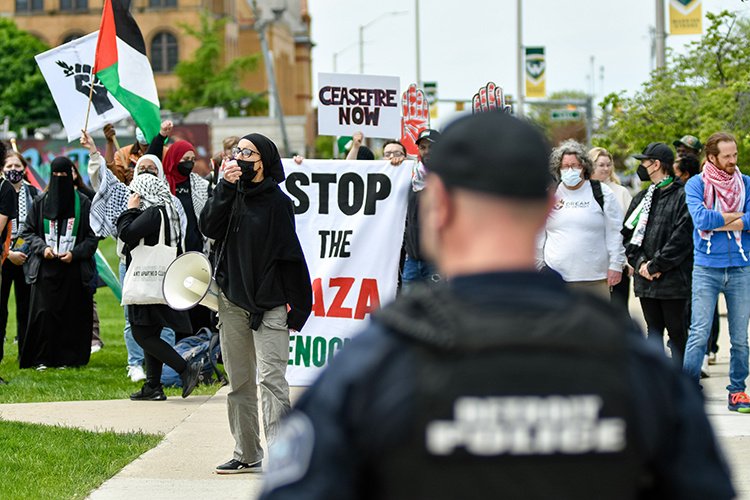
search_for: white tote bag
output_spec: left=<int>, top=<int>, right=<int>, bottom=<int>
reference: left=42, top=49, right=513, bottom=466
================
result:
left=121, top=210, right=176, bottom=305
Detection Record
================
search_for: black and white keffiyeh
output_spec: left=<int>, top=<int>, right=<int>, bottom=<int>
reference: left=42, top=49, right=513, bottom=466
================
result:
left=129, top=174, right=182, bottom=248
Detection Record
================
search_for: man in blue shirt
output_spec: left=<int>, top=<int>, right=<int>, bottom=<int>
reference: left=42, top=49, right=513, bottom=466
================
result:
left=683, top=132, right=750, bottom=413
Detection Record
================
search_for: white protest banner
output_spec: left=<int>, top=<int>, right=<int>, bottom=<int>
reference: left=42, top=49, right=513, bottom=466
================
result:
left=317, top=73, right=401, bottom=139
left=281, top=158, right=412, bottom=385
left=35, top=31, right=129, bottom=142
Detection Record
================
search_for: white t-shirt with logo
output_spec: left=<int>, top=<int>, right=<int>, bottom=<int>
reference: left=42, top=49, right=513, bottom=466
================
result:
left=538, top=181, right=626, bottom=282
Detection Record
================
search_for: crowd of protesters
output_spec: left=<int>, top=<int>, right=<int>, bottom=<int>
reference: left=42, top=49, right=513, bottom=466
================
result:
left=1, top=117, right=749, bottom=486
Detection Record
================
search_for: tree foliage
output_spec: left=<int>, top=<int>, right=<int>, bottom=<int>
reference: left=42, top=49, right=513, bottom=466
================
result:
left=0, top=19, right=59, bottom=132
left=164, top=12, right=268, bottom=117
left=527, top=90, right=589, bottom=145
left=595, top=11, right=750, bottom=172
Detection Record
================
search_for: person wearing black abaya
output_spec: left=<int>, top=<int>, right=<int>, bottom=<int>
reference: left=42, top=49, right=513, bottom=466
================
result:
left=200, top=133, right=312, bottom=474
left=19, top=157, right=99, bottom=369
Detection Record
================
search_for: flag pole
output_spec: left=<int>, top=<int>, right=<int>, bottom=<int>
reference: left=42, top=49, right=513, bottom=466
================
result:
left=83, top=69, right=96, bottom=132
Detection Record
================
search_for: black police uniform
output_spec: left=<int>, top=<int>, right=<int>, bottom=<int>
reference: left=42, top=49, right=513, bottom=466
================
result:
left=260, top=271, right=734, bottom=500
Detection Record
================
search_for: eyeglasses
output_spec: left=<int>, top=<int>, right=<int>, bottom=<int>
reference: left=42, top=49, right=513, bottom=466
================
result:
left=232, top=147, right=260, bottom=160
left=383, top=151, right=405, bottom=158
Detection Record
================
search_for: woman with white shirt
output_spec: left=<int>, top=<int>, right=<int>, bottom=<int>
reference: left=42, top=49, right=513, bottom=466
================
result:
left=589, top=147, right=632, bottom=312
left=538, top=140, right=626, bottom=299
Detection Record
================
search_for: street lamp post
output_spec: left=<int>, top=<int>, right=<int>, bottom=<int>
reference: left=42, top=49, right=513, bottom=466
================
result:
left=358, top=10, right=407, bottom=74
left=332, top=42, right=357, bottom=73
left=516, top=0, right=524, bottom=117
left=248, top=0, right=291, bottom=156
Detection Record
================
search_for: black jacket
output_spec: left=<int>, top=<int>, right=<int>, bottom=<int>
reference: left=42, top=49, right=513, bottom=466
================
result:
left=622, top=181, right=693, bottom=300
left=404, top=189, right=422, bottom=260
left=260, top=272, right=733, bottom=500
left=117, top=205, right=192, bottom=333
left=199, top=177, right=312, bottom=331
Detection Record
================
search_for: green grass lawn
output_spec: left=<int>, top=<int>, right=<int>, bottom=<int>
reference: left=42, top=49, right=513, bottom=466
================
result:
left=0, top=237, right=220, bottom=403
left=0, top=420, right=161, bottom=499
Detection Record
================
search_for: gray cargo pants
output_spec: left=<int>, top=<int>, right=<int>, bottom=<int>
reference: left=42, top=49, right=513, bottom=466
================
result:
left=218, top=292, right=291, bottom=464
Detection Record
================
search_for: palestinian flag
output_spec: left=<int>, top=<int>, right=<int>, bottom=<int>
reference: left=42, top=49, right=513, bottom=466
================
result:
left=94, top=0, right=160, bottom=140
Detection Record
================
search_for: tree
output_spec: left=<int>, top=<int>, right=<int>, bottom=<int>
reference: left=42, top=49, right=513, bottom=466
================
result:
left=164, top=12, right=268, bottom=117
left=0, top=19, right=58, bottom=132
left=595, top=11, right=750, bottom=172
left=527, top=90, right=589, bottom=145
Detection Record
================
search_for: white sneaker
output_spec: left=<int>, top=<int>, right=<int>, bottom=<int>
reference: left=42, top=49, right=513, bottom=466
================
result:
left=127, top=365, right=146, bottom=382
left=91, top=344, right=102, bottom=354
left=701, top=355, right=711, bottom=379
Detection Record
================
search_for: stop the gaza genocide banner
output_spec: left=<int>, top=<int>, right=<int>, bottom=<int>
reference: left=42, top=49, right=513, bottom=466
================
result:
left=317, top=73, right=401, bottom=139
left=280, top=159, right=412, bottom=385
left=670, top=0, right=702, bottom=35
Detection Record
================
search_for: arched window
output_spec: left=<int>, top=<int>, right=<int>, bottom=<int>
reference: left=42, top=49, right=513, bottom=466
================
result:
left=61, top=32, right=85, bottom=44
left=150, top=32, right=178, bottom=73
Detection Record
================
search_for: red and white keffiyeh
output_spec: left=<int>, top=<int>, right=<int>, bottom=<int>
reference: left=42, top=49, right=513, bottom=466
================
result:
left=701, top=160, right=747, bottom=260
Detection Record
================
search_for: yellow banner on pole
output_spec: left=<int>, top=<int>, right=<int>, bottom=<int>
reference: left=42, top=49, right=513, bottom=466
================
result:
left=669, top=0, right=702, bottom=35
left=525, top=47, right=545, bottom=99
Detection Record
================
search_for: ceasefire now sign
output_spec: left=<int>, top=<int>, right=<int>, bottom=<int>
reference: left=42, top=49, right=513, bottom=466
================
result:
left=317, top=73, right=401, bottom=139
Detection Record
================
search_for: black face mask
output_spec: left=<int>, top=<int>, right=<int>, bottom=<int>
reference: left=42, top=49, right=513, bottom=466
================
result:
left=177, top=160, right=194, bottom=177
left=637, top=164, right=651, bottom=182
left=237, top=159, right=257, bottom=180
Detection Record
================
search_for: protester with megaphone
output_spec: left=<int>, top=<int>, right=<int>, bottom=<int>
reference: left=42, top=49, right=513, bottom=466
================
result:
left=200, top=133, right=312, bottom=474
left=117, top=174, right=201, bottom=401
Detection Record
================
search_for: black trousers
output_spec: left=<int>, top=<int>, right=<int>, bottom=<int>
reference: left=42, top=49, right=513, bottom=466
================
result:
left=640, top=297, right=688, bottom=367
left=0, top=259, right=31, bottom=363
left=610, top=273, right=630, bottom=315
left=131, top=324, right=187, bottom=388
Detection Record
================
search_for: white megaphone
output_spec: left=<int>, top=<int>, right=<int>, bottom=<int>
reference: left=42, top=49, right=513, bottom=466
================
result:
left=163, top=251, right=219, bottom=312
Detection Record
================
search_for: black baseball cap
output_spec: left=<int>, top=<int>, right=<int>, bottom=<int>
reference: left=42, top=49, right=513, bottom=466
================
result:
left=416, top=129, right=441, bottom=146
left=633, top=142, right=675, bottom=165
left=428, top=111, right=552, bottom=199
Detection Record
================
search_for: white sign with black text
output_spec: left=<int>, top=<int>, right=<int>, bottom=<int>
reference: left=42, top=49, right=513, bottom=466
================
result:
left=317, top=73, right=401, bottom=139
left=280, top=159, right=412, bottom=385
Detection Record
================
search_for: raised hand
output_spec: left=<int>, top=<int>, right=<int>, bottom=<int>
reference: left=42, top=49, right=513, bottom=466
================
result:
left=160, top=120, right=174, bottom=137
left=401, top=84, right=430, bottom=156
left=80, top=130, right=97, bottom=154
left=472, top=82, right=512, bottom=114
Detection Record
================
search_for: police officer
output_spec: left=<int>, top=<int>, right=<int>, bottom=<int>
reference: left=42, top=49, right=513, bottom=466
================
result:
left=260, top=112, right=734, bottom=499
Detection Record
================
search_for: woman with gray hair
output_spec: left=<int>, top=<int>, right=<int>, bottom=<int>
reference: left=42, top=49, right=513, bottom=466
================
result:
left=537, top=139, right=626, bottom=299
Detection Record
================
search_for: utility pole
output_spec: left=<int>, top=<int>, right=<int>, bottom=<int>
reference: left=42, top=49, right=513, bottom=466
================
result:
left=516, top=0, right=524, bottom=117
left=655, top=0, right=666, bottom=69
left=358, top=25, right=364, bottom=74
left=415, top=0, right=421, bottom=87
left=248, top=0, right=291, bottom=155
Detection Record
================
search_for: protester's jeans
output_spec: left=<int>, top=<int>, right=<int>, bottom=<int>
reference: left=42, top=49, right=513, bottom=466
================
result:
left=683, top=265, right=750, bottom=393
left=218, top=292, right=291, bottom=464
left=401, top=255, right=440, bottom=294
left=119, top=261, right=175, bottom=366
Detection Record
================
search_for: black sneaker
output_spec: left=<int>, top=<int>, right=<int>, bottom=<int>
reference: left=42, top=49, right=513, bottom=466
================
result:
left=181, top=359, right=202, bottom=398
left=130, top=383, right=167, bottom=401
left=215, top=459, right=262, bottom=474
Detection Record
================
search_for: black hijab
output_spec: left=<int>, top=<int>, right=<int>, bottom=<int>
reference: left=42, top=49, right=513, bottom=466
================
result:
left=242, top=133, right=285, bottom=184
left=44, top=156, right=76, bottom=220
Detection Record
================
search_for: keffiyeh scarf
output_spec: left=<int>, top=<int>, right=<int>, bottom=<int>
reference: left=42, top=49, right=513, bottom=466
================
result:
left=701, top=161, right=747, bottom=260
left=130, top=174, right=182, bottom=248
left=624, top=177, right=673, bottom=248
